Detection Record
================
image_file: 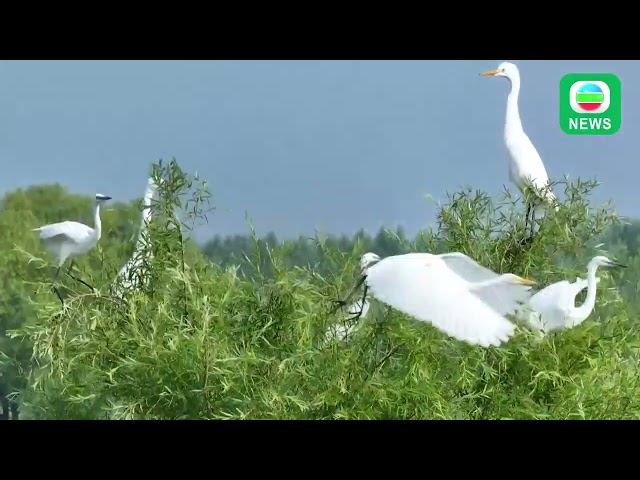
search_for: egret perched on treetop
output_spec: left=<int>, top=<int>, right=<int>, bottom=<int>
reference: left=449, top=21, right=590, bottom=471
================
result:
left=336, top=251, right=536, bottom=348
left=33, top=193, right=112, bottom=303
left=518, top=256, right=625, bottom=334
left=113, top=178, right=158, bottom=296
left=480, top=62, right=558, bottom=241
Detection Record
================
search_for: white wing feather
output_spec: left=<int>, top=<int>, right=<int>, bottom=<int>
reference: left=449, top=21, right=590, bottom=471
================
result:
left=33, top=221, right=93, bottom=244
left=533, top=282, right=571, bottom=307
left=439, top=252, right=533, bottom=316
left=524, top=281, right=570, bottom=330
left=438, top=252, right=502, bottom=283
left=469, top=280, right=533, bottom=317
left=366, top=255, right=517, bottom=347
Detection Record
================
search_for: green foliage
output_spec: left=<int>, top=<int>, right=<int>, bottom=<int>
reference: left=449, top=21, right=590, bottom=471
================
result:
left=2, top=160, right=640, bottom=419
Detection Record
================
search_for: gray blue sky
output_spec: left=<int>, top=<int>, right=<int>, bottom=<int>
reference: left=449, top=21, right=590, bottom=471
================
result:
left=0, top=60, right=637, bottom=241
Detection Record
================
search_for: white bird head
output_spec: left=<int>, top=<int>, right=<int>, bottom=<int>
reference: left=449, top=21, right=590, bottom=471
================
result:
left=360, top=252, right=381, bottom=271
left=480, top=62, right=520, bottom=82
left=589, top=255, right=627, bottom=269
left=95, top=193, right=112, bottom=203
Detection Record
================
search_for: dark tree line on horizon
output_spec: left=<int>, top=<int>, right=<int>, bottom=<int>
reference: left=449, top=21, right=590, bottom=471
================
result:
left=200, top=220, right=640, bottom=275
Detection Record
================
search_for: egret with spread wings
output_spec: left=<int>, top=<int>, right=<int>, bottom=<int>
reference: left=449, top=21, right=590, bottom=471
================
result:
left=335, top=251, right=536, bottom=348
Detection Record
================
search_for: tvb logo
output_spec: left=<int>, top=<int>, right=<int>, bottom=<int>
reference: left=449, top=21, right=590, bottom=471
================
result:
left=560, top=73, right=621, bottom=135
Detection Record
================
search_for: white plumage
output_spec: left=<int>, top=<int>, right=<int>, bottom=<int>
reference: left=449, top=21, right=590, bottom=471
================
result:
left=341, top=251, right=536, bottom=348
left=481, top=62, right=558, bottom=239
left=518, top=256, right=625, bottom=334
left=427, top=252, right=535, bottom=317
left=347, top=298, right=369, bottom=316
left=34, top=193, right=112, bottom=262
left=113, top=178, right=158, bottom=295
left=33, top=192, right=112, bottom=301
left=325, top=298, right=370, bottom=342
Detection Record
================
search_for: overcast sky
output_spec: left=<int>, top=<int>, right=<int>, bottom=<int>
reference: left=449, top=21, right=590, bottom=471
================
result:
left=0, top=60, right=637, bottom=241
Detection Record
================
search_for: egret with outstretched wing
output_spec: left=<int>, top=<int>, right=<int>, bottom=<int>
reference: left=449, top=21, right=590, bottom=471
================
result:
left=33, top=193, right=112, bottom=303
left=337, top=251, right=535, bottom=348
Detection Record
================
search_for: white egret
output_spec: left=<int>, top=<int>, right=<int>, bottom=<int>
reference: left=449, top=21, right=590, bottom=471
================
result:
left=518, top=256, right=625, bottom=334
left=338, top=252, right=376, bottom=320
left=326, top=254, right=373, bottom=342
left=336, top=251, right=536, bottom=348
left=33, top=193, right=112, bottom=303
left=480, top=62, right=557, bottom=241
left=113, top=178, right=158, bottom=295
left=325, top=299, right=370, bottom=343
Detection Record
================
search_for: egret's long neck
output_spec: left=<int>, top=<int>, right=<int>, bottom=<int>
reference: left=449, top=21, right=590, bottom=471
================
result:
left=136, top=186, right=155, bottom=248
left=505, top=75, right=523, bottom=135
left=140, top=186, right=154, bottom=232
left=569, top=262, right=599, bottom=327
left=93, top=202, right=102, bottom=240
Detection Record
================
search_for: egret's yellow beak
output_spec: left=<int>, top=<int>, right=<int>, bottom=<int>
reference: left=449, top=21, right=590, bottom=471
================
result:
left=517, top=277, right=537, bottom=286
left=480, top=69, right=501, bottom=76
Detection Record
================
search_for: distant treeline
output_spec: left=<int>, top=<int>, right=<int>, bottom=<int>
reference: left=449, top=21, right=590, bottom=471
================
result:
left=200, top=220, right=640, bottom=275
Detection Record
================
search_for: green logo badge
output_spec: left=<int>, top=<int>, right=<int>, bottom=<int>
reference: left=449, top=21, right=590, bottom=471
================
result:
left=559, top=73, right=621, bottom=135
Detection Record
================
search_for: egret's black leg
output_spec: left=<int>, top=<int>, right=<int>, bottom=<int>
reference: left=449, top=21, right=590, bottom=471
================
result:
left=66, top=260, right=95, bottom=292
left=527, top=202, right=541, bottom=243
left=521, top=234, right=534, bottom=248
left=522, top=215, right=535, bottom=245
left=53, top=286, right=64, bottom=305
left=518, top=201, right=536, bottom=247
left=331, top=275, right=367, bottom=314
left=52, top=266, right=64, bottom=305
left=350, top=284, right=369, bottom=322
left=529, top=214, right=536, bottom=238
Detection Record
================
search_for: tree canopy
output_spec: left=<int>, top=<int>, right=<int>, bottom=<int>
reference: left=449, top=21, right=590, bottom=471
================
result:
left=1, top=159, right=639, bottom=419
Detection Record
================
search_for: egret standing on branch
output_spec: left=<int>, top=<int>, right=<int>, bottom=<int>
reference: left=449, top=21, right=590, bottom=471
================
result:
left=480, top=62, right=557, bottom=242
left=518, top=256, right=625, bottom=334
left=335, top=251, right=536, bottom=348
left=33, top=193, right=112, bottom=304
